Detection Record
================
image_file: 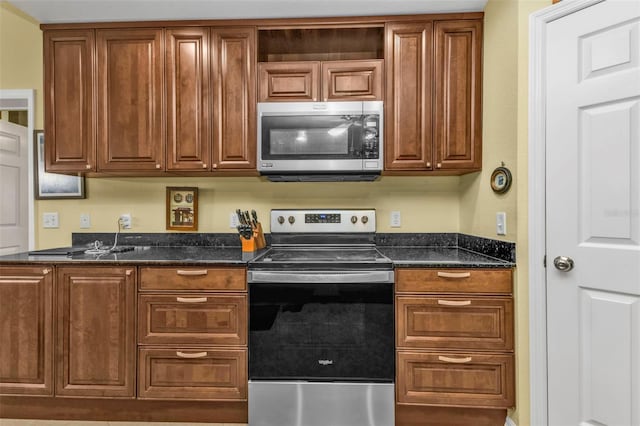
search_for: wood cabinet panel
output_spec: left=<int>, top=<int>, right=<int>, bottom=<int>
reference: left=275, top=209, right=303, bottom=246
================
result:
left=258, top=61, right=320, bottom=101
left=322, top=59, right=383, bottom=101
left=43, top=29, right=95, bottom=172
left=211, top=27, right=256, bottom=171
left=396, top=296, right=514, bottom=351
left=138, top=294, right=248, bottom=345
left=397, top=351, right=515, bottom=408
left=56, top=267, right=136, bottom=398
left=139, top=267, right=246, bottom=292
left=96, top=28, right=164, bottom=171
left=0, top=266, right=54, bottom=396
left=166, top=27, right=211, bottom=171
left=384, top=22, right=433, bottom=170
left=396, top=269, right=513, bottom=294
left=138, top=347, right=247, bottom=400
left=434, top=20, right=482, bottom=170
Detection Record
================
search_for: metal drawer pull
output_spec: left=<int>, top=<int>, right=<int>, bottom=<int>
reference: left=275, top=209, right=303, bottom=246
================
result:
left=437, top=299, right=471, bottom=306
left=176, top=270, right=208, bottom=276
left=437, top=271, right=471, bottom=279
left=176, top=297, right=208, bottom=303
left=176, top=351, right=208, bottom=359
left=438, top=355, right=472, bottom=363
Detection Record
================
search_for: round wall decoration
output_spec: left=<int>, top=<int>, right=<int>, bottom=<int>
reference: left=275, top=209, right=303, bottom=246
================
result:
left=490, top=165, right=512, bottom=194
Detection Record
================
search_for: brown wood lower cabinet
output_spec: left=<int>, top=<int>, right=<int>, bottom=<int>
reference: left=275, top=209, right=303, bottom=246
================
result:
left=0, top=266, right=54, bottom=396
left=138, top=348, right=247, bottom=400
left=397, top=351, right=514, bottom=408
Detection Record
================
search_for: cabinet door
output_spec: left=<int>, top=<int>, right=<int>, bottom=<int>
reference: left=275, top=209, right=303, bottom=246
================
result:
left=96, top=28, right=164, bottom=171
left=166, top=28, right=211, bottom=171
left=258, top=61, right=320, bottom=102
left=322, top=59, right=383, bottom=101
left=43, top=29, right=95, bottom=173
left=56, top=267, right=136, bottom=398
left=434, top=20, right=482, bottom=171
left=0, top=266, right=53, bottom=396
left=211, top=27, right=256, bottom=171
left=384, top=23, right=433, bottom=171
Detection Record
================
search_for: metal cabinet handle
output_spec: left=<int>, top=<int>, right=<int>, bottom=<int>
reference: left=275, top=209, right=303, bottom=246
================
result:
left=438, top=355, right=472, bottom=363
left=42, top=268, right=51, bottom=275
left=437, top=299, right=471, bottom=306
left=437, top=271, right=471, bottom=279
left=85, top=164, right=91, bottom=169
left=176, top=351, right=208, bottom=359
left=176, top=297, right=207, bottom=303
left=553, top=256, right=575, bottom=272
left=176, top=269, right=208, bottom=276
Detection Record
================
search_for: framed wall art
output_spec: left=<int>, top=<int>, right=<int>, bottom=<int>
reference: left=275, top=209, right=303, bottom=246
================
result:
left=34, top=130, right=85, bottom=199
left=166, top=187, right=198, bottom=231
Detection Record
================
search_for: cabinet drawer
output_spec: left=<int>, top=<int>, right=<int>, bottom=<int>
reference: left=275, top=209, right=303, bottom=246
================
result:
left=138, top=294, right=247, bottom=345
left=139, top=267, right=246, bottom=291
left=138, top=347, right=247, bottom=401
left=397, top=351, right=514, bottom=408
left=396, top=296, right=513, bottom=351
left=396, top=269, right=512, bottom=294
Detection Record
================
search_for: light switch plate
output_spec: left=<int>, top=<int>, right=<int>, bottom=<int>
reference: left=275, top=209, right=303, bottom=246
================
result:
left=43, top=212, right=59, bottom=228
left=390, top=211, right=401, bottom=228
left=80, top=213, right=91, bottom=229
left=230, top=212, right=239, bottom=228
left=496, top=212, right=507, bottom=235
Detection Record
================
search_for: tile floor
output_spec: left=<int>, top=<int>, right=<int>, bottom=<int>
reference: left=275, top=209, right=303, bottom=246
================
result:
left=0, top=421, right=247, bottom=426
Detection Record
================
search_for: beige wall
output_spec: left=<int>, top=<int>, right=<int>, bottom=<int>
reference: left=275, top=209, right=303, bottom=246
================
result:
left=0, top=1, right=554, bottom=424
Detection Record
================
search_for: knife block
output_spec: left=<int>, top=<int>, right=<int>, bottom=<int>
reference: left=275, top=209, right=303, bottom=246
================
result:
left=240, top=236, right=257, bottom=253
left=253, top=223, right=267, bottom=249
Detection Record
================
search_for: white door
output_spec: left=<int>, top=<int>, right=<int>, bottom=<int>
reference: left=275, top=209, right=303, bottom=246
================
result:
left=0, top=119, right=29, bottom=255
left=546, top=1, right=640, bottom=425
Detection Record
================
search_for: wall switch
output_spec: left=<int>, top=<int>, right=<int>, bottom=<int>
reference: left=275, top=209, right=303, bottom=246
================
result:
left=390, top=211, right=401, bottom=228
left=43, top=212, right=59, bottom=228
left=496, top=212, right=507, bottom=235
left=80, top=213, right=91, bottom=229
left=119, top=214, right=132, bottom=229
left=230, top=212, right=240, bottom=228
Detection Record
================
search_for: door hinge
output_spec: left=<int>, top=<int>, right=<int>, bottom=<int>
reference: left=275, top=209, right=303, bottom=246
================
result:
left=543, top=255, right=547, bottom=268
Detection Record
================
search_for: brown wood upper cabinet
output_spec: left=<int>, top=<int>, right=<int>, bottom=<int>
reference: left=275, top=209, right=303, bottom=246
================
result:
left=0, top=266, right=54, bottom=396
left=385, top=19, right=482, bottom=173
left=166, top=27, right=211, bottom=171
left=96, top=28, right=165, bottom=172
left=258, top=59, right=383, bottom=102
left=44, top=29, right=95, bottom=172
left=56, top=266, right=136, bottom=398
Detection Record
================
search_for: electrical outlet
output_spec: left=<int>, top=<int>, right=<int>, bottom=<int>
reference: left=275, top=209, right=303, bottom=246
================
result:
left=80, top=213, right=91, bottom=229
left=119, top=214, right=132, bottom=229
left=496, top=212, right=507, bottom=235
left=390, top=211, right=401, bottom=228
left=230, top=212, right=240, bottom=228
left=43, top=212, right=59, bottom=228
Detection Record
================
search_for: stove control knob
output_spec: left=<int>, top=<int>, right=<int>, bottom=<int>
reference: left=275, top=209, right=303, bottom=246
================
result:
left=351, top=215, right=358, bottom=224
left=277, top=216, right=285, bottom=225
left=361, top=216, right=369, bottom=224
left=288, top=216, right=295, bottom=224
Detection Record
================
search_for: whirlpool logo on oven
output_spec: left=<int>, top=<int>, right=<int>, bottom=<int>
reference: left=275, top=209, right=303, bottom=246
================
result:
left=318, top=359, right=334, bottom=366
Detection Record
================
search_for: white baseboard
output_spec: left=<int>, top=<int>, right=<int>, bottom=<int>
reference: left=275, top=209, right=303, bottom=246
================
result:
left=505, top=416, right=517, bottom=426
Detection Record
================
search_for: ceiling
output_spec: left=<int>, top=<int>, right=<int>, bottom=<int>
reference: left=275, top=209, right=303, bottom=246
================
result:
left=7, top=0, right=488, bottom=24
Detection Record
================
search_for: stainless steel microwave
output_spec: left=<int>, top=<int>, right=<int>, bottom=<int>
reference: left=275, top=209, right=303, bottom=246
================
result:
left=257, top=101, right=383, bottom=181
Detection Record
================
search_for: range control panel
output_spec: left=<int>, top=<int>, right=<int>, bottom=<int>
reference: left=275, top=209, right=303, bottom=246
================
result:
left=270, top=209, right=376, bottom=233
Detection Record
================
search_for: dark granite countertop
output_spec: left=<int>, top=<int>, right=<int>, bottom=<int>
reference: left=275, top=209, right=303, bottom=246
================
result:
left=377, top=246, right=514, bottom=268
left=0, top=245, right=262, bottom=266
left=0, top=232, right=515, bottom=268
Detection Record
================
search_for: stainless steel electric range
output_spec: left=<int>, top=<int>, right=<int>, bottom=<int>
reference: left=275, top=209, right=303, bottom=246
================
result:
left=247, top=209, right=394, bottom=426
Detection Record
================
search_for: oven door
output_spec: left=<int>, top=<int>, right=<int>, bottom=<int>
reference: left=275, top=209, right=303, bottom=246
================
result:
left=249, top=277, right=394, bottom=381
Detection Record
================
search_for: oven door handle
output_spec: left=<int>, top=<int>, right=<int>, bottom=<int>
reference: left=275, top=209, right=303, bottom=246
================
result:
left=248, top=270, right=394, bottom=284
